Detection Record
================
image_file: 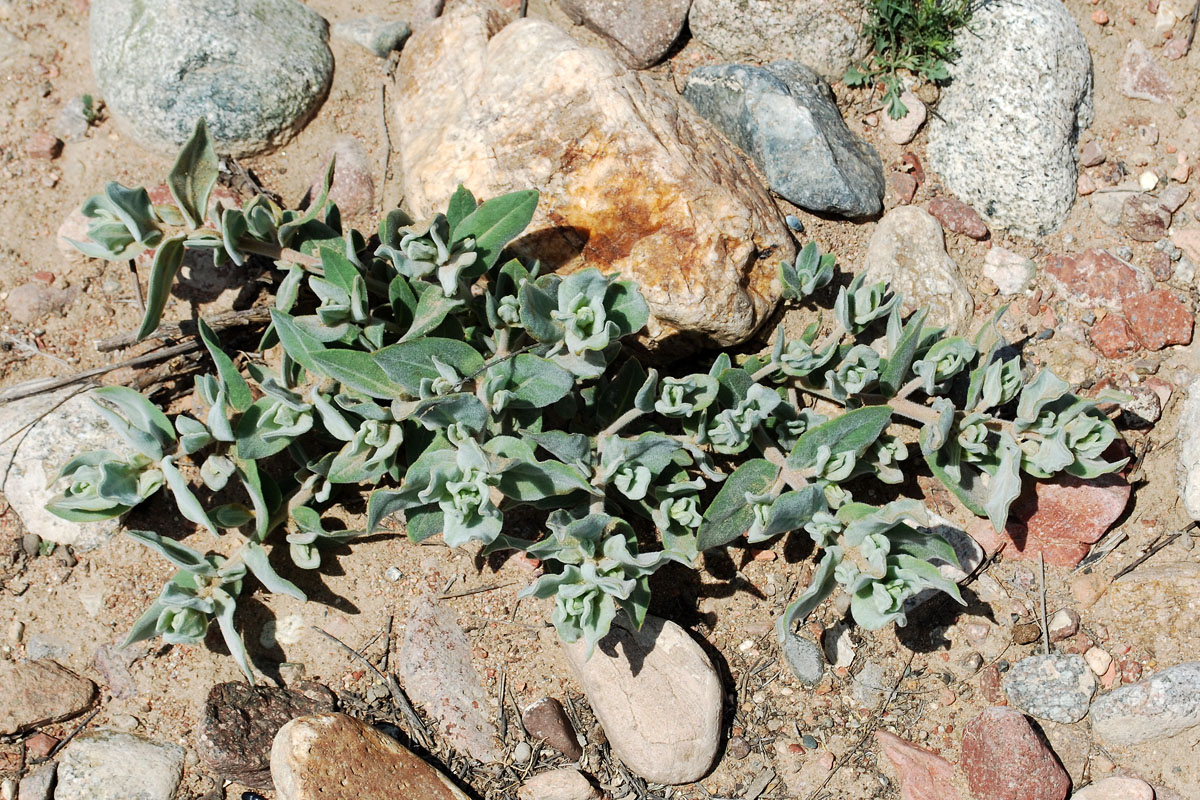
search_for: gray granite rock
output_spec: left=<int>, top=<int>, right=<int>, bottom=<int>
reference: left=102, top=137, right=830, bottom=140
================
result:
left=17, top=763, right=55, bottom=800
left=689, top=0, right=869, bottom=80
left=90, top=0, right=333, bottom=156
left=1091, top=662, right=1200, bottom=746
left=0, top=389, right=134, bottom=550
left=1180, top=378, right=1200, bottom=521
left=1003, top=654, right=1096, bottom=723
left=332, top=16, right=411, bottom=57
left=558, top=0, right=689, bottom=69
left=781, top=634, right=825, bottom=685
left=927, top=0, right=1093, bottom=237
left=54, top=731, right=184, bottom=800
left=860, top=206, right=974, bottom=336
left=684, top=62, right=884, bottom=218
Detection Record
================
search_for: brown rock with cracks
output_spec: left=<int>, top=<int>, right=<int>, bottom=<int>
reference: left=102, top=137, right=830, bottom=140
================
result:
left=0, top=660, right=95, bottom=735
left=271, top=713, right=472, bottom=800
left=197, top=681, right=337, bottom=789
left=521, top=697, right=582, bottom=759
left=561, top=615, right=721, bottom=784
left=558, top=0, right=690, bottom=69
left=1121, top=193, right=1172, bottom=242
left=1043, top=249, right=1150, bottom=308
left=401, top=598, right=500, bottom=763
left=875, top=730, right=963, bottom=800
left=395, top=5, right=793, bottom=350
left=1089, top=314, right=1140, bottom=359
left=1124, top=289, right=1193, bottom=350
left=927, top=196, right=988, bottom=239
left=960, top=707, right=1070, bottom=800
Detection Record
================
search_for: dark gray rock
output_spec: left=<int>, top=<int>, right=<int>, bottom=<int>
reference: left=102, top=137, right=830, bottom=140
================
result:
left=780, top=634, right=824, bottom=685
left=1091, top=661, right=1200, bottom=746
left=332, top=16, right=411, bottom=57
left=927, top=0, right=1093, bottom=237
left=558, top=0, right=690, bottom=69
left=55, top=731, right=184, bottom=800
left=1003, top=654, right=1095, bottom=723
left=684, top=62, right=883, bottom=218
left=89, top=0, right=333, bottom=156
left=196, top=681, right=336, bottom=789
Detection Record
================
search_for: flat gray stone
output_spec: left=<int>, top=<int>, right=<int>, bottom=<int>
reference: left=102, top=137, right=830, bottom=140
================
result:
left=54, top=730, right=184, bottom=800
left=332, top=16, right=411, bottom=57
left=1003, top=654, right=1095, bottom=723
left=1091, top=662, right=1200, bottom=747
left=684, top=61, right=883, bottom=219
left=90, top=0, right=333, bottom=156
left=17, top=762, right=55, bottom=800
left=559, top=0, right=689, bottom=69
left=927, top=0, right=1093, bottom=237
left=0, top=389, right=134, bottom=550
left=780, top=634, right=824, bottom=685
left=688, top=0, right=868, bottom=80
left=860, top=206, right=974, bottom=336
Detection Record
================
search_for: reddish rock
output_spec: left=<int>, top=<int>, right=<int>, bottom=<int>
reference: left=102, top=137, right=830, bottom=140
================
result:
left=1124, top=289, right=1193, bottom=350
left=960, top=707, right=1070, bottom=800
left=1079, top=141, right=1105, bottom=167
left=1121, top=193, right=1171, bottom=242
left=927, top=196, right=988, bottom=240
left=980, top=664, right=1007, bottom=705
left=1043, top=249, right=1149, bottom=308
left=1089, top=314, right=1140, bottom=359
left=521, top=697, right=582, bottom=760
left=875, top=730, right=963, bottom=800
left=1118, top=39, right=1175, bottom=104
left=26, top=131, right=62, bottom=160
left=1090, top=8, right=1109, bottom=24
left=900, top=152, right=925, bottom=184
left=1149, top=250, right=1173, bottom=281
left=24, top=732, right=59, bottom=760
left=1163, top=36, right=1189, bottom=60
left=4, top=282, right=78, bottom=325
left=888, top=172, right=918, bottom=205
left=0, top=661, right=95, bottom=735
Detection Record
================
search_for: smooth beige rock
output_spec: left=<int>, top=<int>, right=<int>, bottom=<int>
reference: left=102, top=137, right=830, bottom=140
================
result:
left=1070, top=776, right=1154, bottom=800
left=271, top=713, right=472, bottom=800
left=396, top=6, right=792, bottom=349
left=1094, top=563, right=1200, bottom=664
left=0, top=660, right=95, bottom=735
left=861, top=206, right=974, bottom=336
left=562, top=616, right=721, bottom=784
left=517, top=768, right=600, bottom=800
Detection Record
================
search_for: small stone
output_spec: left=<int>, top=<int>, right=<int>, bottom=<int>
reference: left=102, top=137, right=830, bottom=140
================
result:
left=271, top=713, right=472, bottom=800
left=0, top=660, right=95, bottom=735
left=960, top=707, right=1070, bottom=800
left=517, top=768, right=600, bottom=800
left=521, top=698, right=582, bottom=760
left=4, top=282, right=77, bottom=324
left=55, top=95, right=92, bottom=142
left=25, top=732, right=59, bottom=760
left=982, top=246, right=1036, bottom=294
left=511, top=741, right=532, bottom=765
left=1044, top=249, right=1150, bottom=309
left=16, top=763, right=55, bottom=800
left=331, top=16, right=411, bottom=57
left=1171, top=162, right=1190, bottom=182
left=1181, top=381, right=1200, bottom=520
left=1124, top=289, right=1193, bottom=350
left=55, top=731, right=184, bottom=800
left=852, top=661, right=889, bottom=710
left=385, top=566, right=402, bottom=582
left=1089, top=314, right=1140, bottom=359
left=875, top=730, right=962, bottom=800
left=402, top=598, right=501, bottom=763
left=558, top=0, right=690, bottom=69
left=1122, top=193, right=1172, bottom=242
left=781, top=634, right=825, bottom=685
left=1003, top=654, right=1096, bottom=723
left=1090, top=8, right=1109, bottom=23
left=1071, top=777, right=1155, bottom=800
left=1085, top=647, right=1113, bottom=676
left=881, top=92, right=927, bottom=145
left=1164, top=36, right=1189, bottom=59
left=927, top=196, right=989, bottom=239
left=727, top=736, right=751, bottom=759
left=1011, top=622, right=1042, bottom=645
left=1090, top=661, right=1200, bottom=746
left=306, top=137, right=374, bottom=219
left=25, top=131, right=62, bottom=159
left=1118, top=39, right=1175, bottom=104
left=279, top=662, right=306, bottom=684
left=562, top=615, right=721, bottom=784
left=1158, top=184, right=1190, bottom=212
left=1138, top=124, right=1159, bottom=146
left=1070, top=572, right=1108, bottom=609
left=1077, top=174, right=1097, bottom=195
left=198, top=681, right=336, bottom=789
left=1150, top=250, right=1175, bottom=281
left=1139, top=171, right=1159, bottom=191
left=1080, top=141, right=1105, bottom=167
left=1047, top=609, right=1080, bottom=642
left=887, top=171, right=918, bottom=205
left=1119, top=385, right=1163, bottom=427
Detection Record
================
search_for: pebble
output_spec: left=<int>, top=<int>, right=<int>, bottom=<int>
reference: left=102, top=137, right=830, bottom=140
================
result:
left=683, top=61, right=884, bottom=218
left=875, top=731, right=962, bottom=800
left=781, top=634, right=825, bottom=685
left=4, top=282, right=77, bottom=325
left=1071, top=776, right=1155, bottom=800
left=331, top=16, right=411, bottom=57
left=271, top=713, right=472, bottom=800
left=726, top=736, right=751, bottom=759
left=887, top=171, right=918, bottom=205
left=1003, top=654, right=1096, bottom=724
left=881, top=92, right=927, bottom=145
left=1091, top=661, right=1200, bottom=746
left=1090, top=8, right=1109, bottom=23
left=24, top=732, right=58, bottom=760
left=306, top=137, right=375, bottom=218
left=1118, top=39, right=1175, bottom=104
left=1122, top=193, right=1172, bottom=242
left=982, top=246, right=1036, bottom=294
left=960, top=707, right=1070, bottom=800
left=1080, top=141, right=1105, bottom=167
left=1077, top=174, right=1097, bottom=195
left=25, top=131, right=62, bottom=160
left=198, top=681, right=336, bottom=789
left=1139, top=171, right=1159, bottom=191
left=1048, top=609, right=1080, bottom=642
left=1158, top=184, right=1190, bottom=213
left=1124, top=289, right=1193, bottom=351
left=17, top=763, right=55, bottom=800
left=927, top=196, right=989, bottom=239
left=1044, top=248, right=1150, bottom=309
left=1084, top=647, right=1113, bottom=676
left=55, top=730, right=184, bottom=800
left=511, top=741, right=532, bottom=765
left=559, top=0, right=691, bottom=69
left=0, top=660, right=95, bottom=735
left=90, top=0, right=333, bottom=156
left=517, top=769, right=600, bottom=800
left=561, top=615, right=722, bottom=784
left=522, top=697, right=582, bottom=760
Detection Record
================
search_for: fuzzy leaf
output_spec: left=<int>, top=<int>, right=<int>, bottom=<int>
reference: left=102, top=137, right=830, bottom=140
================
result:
left=402, top=282, right=464, bottom=342
left=126, top=529, right=211, bottom=573
left=197, top=319, right=252, bottom=413
left=878, top=308, right=928, bottom=396
left=373, top=338, right=484, bottom=396
left=167, top=118, right=219, bottom=228
left=984, top=431, right=1023, bottom=533
left=452, top=189, right=538, bottom=269
left=91, top=386, right=175, bottom=460
left=136, top=234, right=187, bottom=341
left=242, top=542, right=306, bottom=601
left=446, top=185, right=478, bottom=234
left=696, top=459, right=778, bottom=550
left=776, top=548, right=841, bottom=643
left=787, top=406, right=893, bottom=470
left=312, top=349, right=406, bottom=399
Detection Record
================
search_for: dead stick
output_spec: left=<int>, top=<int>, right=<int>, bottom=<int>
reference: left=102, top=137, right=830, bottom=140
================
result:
left=437, top=581, right=515, bottom=600
left=1039, top=553, right=1050, bottom=656
left=0, top=340, right=202, bottom=404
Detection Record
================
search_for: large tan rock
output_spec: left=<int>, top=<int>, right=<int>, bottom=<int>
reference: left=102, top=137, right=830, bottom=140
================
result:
left=271, top=713, right=472, bottom=800
left=396, top=6, right=793, bottom=348
left=561, top=615, right=721, bottom=784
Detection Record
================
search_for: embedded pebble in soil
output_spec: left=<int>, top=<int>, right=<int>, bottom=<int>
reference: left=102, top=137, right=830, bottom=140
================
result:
left=1003, top=654, right=1096, bottom=723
